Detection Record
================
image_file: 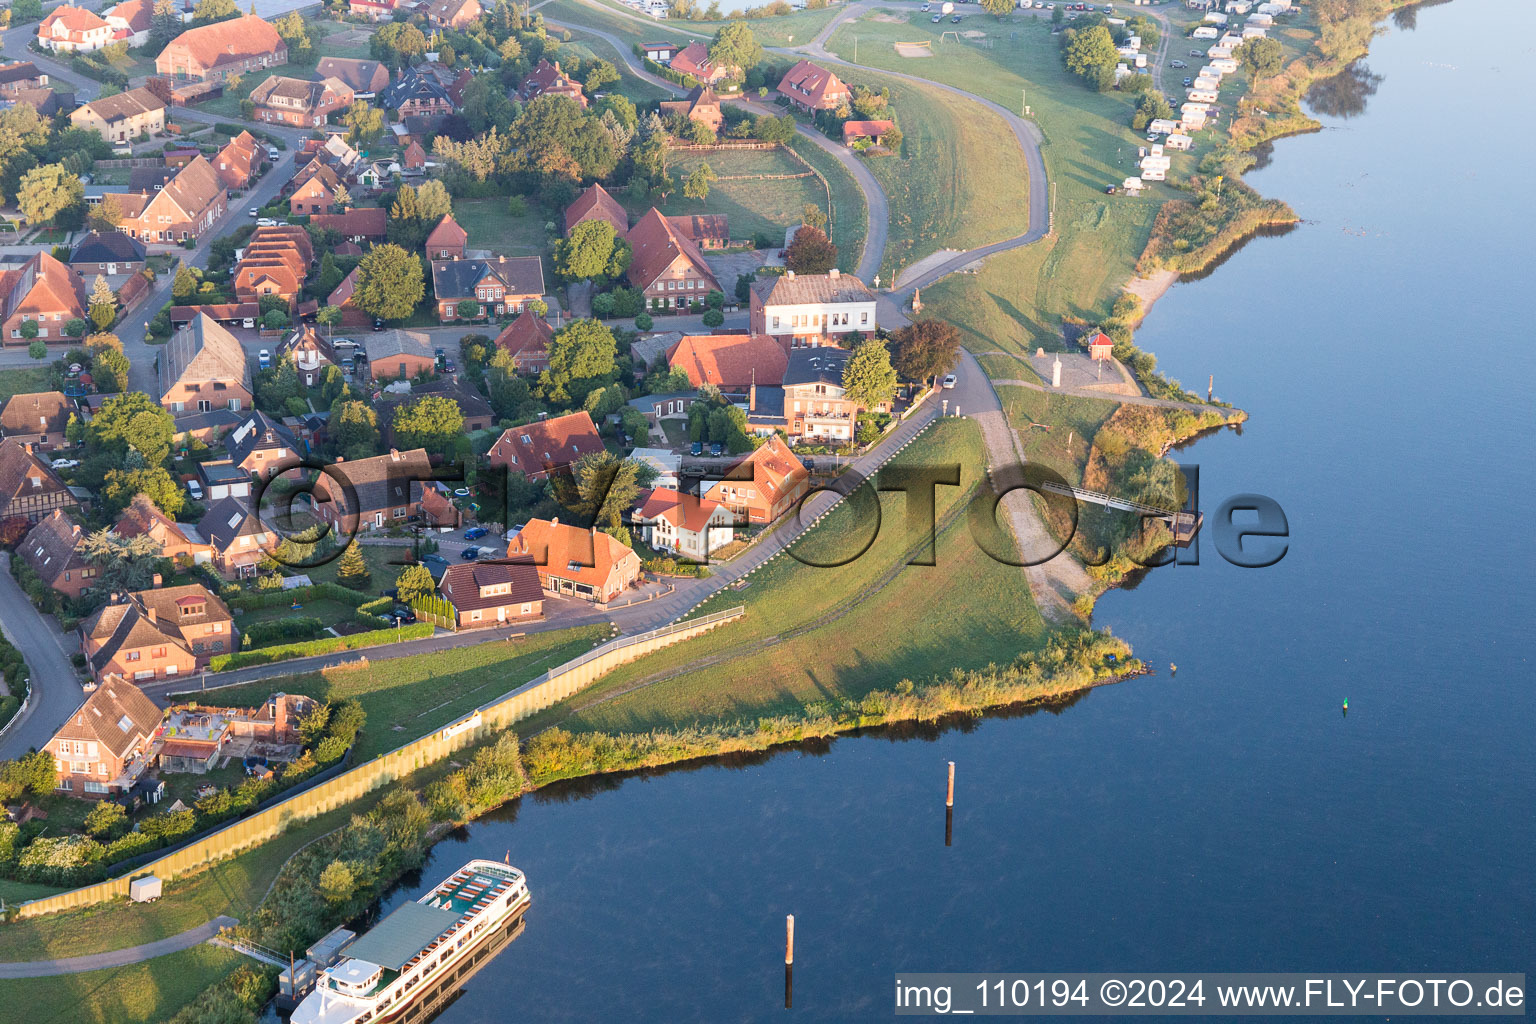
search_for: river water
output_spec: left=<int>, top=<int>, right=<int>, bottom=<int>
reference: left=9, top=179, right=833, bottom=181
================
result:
left=345, top=4, right=1535, bottom=1020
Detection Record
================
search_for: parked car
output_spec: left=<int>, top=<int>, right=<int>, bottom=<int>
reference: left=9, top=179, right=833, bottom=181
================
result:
left=422, top=553, right=450, bottom=574
left=372, top=318, right=385, bottom=332
left=1171, top=59, right=1187, bottom=68
left=921, top=2, right=930, bottom=9
left=460, top=546, right=481, bottom=561
left=246, top=207, right=258, bottom=218
left=258, top=349, right=271, bottom=369
left=464, top=526, right=488, bottom=540
left=444, top=359, right=455, bottom=373
left=389, top=604, right=417, bottom=624
left=1190, top=48, right=1205, bottom=56
left=942, top=374, right=957, bottom=389
left=691, top=441, right=704, bottom=456
left=709, top=442, right=724, bottom=456
left=951, top=13, right=962, bottom=20
left=1184, top=77, right=1194, bottom=86
left=242, top=317, right=256, bottom=329
left=931, top=12, right=942, bottom=20
left=256, top=218, right=277, bottom=228
left=50, top=458, right=79, bottom=470
left=434, top=347, right=446, bottom=367
left=187, top=480, right=203, bottom=501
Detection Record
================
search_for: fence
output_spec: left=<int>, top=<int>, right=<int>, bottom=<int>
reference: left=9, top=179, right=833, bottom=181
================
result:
left=10, top=607, right=746, bottom=920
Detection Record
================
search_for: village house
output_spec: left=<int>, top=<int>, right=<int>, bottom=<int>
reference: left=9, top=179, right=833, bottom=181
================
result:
left=233, top=239, right=308, bottom=304
left=669, top=41, right=735, bottom=85
left=487, top=410, right=605, bottom=482
left=103, top=0, right=153, bottom=46
left=224, top=410, right=299, bottom=480
left=19, top=509, right=92, bottom=600
left=212, top=131, right=264, bottom=191
left=424, top=0, right=482, bottom=29
left=0, top=439, right=75, bottom=523
left=158, top=313, right=253, bottom=415
left=69, top=230, right=146, bottom=277
left=507, top=517, right=642, bottom=604
left=287, top=162, right=343, bottom=216
left=0, top=252, right=88, bottom=345
left=69, top=86, right=166, bottom=144
left=431, top=255, right=545, bottom=322
left=667, top=213, right=730, bottom=251
left=381, top=377, right=495, bottom=436
left=280, top=325, right=338, bottom=387
left=310, top=208, right=387, bottom=244
left=155, top=693, right=314, bottom=774
left=626, top=392, right=697, bottom=437
left=315, top=57, right=390, bottom=95
left=784, top=346, right=885, bottom=442
left=311, top=447, right=435, bottom=532
left=702, top=434, right=809, bottom=525
left=666, top=333, right=785, bottom=392
left=37, top=5, right=113, bottom=53
left=630, top=487, right=734, bottom=561
left=196, top=459, right=252, bottom=502
left=518, top=59, right=587, bottom=107
left=843, top=119, right=896, bottom=148
left=250, top=75, right=353, bottom=127
left=0, top=62, right=49, bottom=98
left=776, top=59, right=850, bottom=112
left=425, top=214, right=468, bottom=259
left=81, top=584, right=235, bottom=685
left=155, top=15, right=288, bottom=82
left=625, top=208, right=722, bottom=310
left=659, top=85, right=723, bottom=133
left=109, top=155, right=227, bottom=243
left=172, top=409, right=241, bottom=447
left=492, top=309, right=554, bottom=374
left=749, top=269, right=877, bottom=352
left=563, top=182, right=629, bottom=239
left=360, top=330, right=436, bottom=382
left=112, top=493, right=213, bottom=565
left=45, top=679, right=162, bottom=798
left=378, top=64, right=459, bottom=125
left=347, top=0, right=402, bottom=21
left=0, top=391, right=72, bottom=449
left=325, top=267, right=368, bottom=326
left=197, top=495, right=279, bottom=576
left=437, top=558, right=543, bottom=629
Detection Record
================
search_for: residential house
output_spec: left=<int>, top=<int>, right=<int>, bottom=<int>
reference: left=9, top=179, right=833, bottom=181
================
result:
left=776, top=59, right=849, bottom=112
left=378, top=64, right=456, bottom=124
left=491, top=309, right=553, bottom=374
left=629, top=446, right=682, bottom=487
left=225, top=410, right=299, bottom=480
left=45, top=680, right=162, bottom=798
left=19, top=509, right=92, bottom=600
left=382, top=377, right=495, bottom=435
left=625, top=207, right=721, bottom=310
left=630, top=487, right=734, bottom=561
left=486, top=410, right=604, bottom=482
left=109, top=155, right=227, bottom=243
left=197, top=496, right=278, bottom=576
left=506, top=517, right=641, bottom=604
left=326, top=267, right=368, bottom=326
left=0, top=252, right=88, bottom=345
left=103, top=0, right=153, bottom=46
left=311, top=447, right=435, bottom=532
left=287, top=162, right=343, bottom=216
left=749, top=268, right=877, bottom=352
left=642, top=41, right=677, bottom=62
left=172, top=408, right=241, bottom=446
left=842, top=119, right=895, bottom=147
left=69, top=86, right=166, bottom=144
left=425, top=214, right=468, bottom=259
left=281, top=325, right=338, bottom=387
left=348, top=0, right=402, bottom=20
left=158, top=313, right=253, bottom=414
left=155, top=15, right=288, bottom=82
left=518, top=59, right=587, bottom=108
left=232, top=228, right=310, bottom=304
left=563, top=182, right=629, bottom=238
left=3, top=87, right=71, bottom=119
left=81, top=584, right=235, bottom=683
left=424, top=0, right=482, bottom=29
left=250, top=75, right=353, bottom=127
left=112, top=493, right=213, bottom=566
left=69, top=230, right=146, bottom=277
left=702, top=434, right=809, bottom=524
left=669, top=41, right=736, bottom=85
left=667, top=213, right=729, bottom=251
left=626, top=391, right=697, bottom=436
left=0, top=391, right=72, bottom=449
left=437, top=559, right=543, bottom=629
left=659, top=84, right=722, bottom=133
left=315, top=57, right=390, bottom=95
left=776, top=345, right=884, bottom=442
left=431, top=255, right=544, bottom=322
left=360, top=330, right=436, bottom=382
left=311, top=208, right=387, bottom=244
left=403, top=140, right=427, bottom=172
left=0, top=62, right=48, bottom=98
left=212, top=130, right=264, bottom=191
left=196, top=459, right=252, bottom=501
left=665, top=333, right=785, bottom=392
left=37, top=6, right=114, bottom=53
left=0, top=439, right=75, bottom=523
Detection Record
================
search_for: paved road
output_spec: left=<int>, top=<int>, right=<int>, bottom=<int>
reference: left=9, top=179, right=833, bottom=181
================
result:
left=0, top=916, right=239, bottom=978
left=0, top=553, right=85, bottom=760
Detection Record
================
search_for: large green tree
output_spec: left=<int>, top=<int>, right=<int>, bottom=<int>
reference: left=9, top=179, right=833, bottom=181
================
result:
left=353, top=244, right=424, bottom=321
left=540, top=319, right=617, bottom=404
left=708, top=21, right=762, bottom=77
left=17, top=163, right=83, bottom=228
left=1236, top=37, right=1286, bottom=79
left=568, top=451, right=640, bottom=530
left=1063, top=25, right=1120, bottom=91
left=786, top=225, right=838, bottom=275
left=85, top=393, right=174, bottom=465
left=80, top=526, right=164, bottom=593
left=841, top=337, right=898, bottom=410
left=553, top=219, right=628, bottom=282
left=392, top=395, right=464, bottom=454
left=890, top=318, right=961, bottom=384
left=330, top=400, right=379, bottom=460
left=101, top=466, right=184, bottom=517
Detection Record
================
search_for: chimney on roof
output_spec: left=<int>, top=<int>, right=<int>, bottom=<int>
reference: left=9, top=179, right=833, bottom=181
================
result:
left=785, top=270, right=795, bottom=279
left=551, top=517, right=559, bottom=527
left=146, top=605, right=157, bottom=623
left=390, top=448, right=399, bottom=460
left=749, top=384, right=756, bottom=411
left=829, top=268, right=839, bottom=279
left=152, top=573, right=162, bottom=588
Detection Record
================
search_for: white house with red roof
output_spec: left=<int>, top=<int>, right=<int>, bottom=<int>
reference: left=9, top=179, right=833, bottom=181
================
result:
left=37, top=5, right=114, bottom=52
left=776, top=60, right=850, bottom=112
left=630, top=487, right=735, bottom=561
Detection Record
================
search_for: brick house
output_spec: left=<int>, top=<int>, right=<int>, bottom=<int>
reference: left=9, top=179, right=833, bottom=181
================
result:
left=702, top=434, right=809, bottom=524
left=37, top=5, right=113, bottom=53
left=250, top=75, right=353, bottom=127
left=669, top=41, right=736, bottom=85
left=360, top=330, right=436, bottom=382
left=212, top=131, right=264, bottom=191
left=776, top=60, right=850, bottom=112
left=425, top=214, right=468, bottom=259
left=563, top=182, right=629, bottom=238
left=69, top=86, right=166, bottom=144
left=0, top=62, right=49, bottom=97
left=665, top=333, right=785, bottom=392
left=104, top=0, right=153, bottom=46
left=486, top=411, right=605, bottom=482
left=19, top=509, right=93, bottom=600
left=842, top=119, right=895, bottom=147
left=492, top=309, right=554, bottom=374
left=325, top=267, right=368, bottom=327
left=311, top=447, right=435, bottom=533
left=518, top=59, right=587, bottom=108
left=158, top=313, right=253, bottom=415
left=0, top=252, right=88, bottom=345
left=224, top=410, right=299, bottom=480
left=377, top=64, right=457, bottom=124
left=749, top=268, right=877, bottom=352
left=310, top=208, right=387, bottom=244
left=424, top=0, right=482, bottom=30
left=659, top=85, right=724, bottom=133
left=288, top=166, right=342, bottom=216
left=109, top=155, right=227, bottom=243
left=155, top=15, right=288, bottom=82
left=112, top=493, right=214, bottom=566
left=347, top=0, right=401, bottom=21
left=666, top=213, right=729, bottom=250
left=625, top=208, right=722, bottom=311
left=46, top=680, right=162, bottom=798
left=437, top=558, right=543, bottom=629
left=630, top=487, right=735, bottom=561
left=281, top=325, right=338, bottom=387
left=764, top=346, right=885, bottom=443
left=315, top=57, right=390, bottom=95
left=81, top=584, right=235, bottom=684
left=431, top=255, right=544, bottom=322
left=0, top=391, right=73, bottom=449
left=0, top=439, right=74, bottom=523
left=69, top=230, right=147, bottom=277
left=197, top=495, right=279, bottom=576
left=507, top=518, right=641, bottom=604
left=232, top=225, right=313, bottom=304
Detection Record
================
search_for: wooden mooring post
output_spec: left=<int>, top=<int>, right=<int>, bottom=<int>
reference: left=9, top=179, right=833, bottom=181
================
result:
left=784, top=914, right=795, bottom=1008
left=945, top=761, right=955, bottom=847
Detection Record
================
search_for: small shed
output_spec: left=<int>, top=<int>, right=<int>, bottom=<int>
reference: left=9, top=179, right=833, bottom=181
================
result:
left=643, top=41, right=677, bottom=62
left=129, top=876, right=162, bottom=902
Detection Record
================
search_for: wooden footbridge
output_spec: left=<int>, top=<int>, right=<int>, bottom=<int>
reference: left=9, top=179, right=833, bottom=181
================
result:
left=1040, top=482, right=1203, bottom=546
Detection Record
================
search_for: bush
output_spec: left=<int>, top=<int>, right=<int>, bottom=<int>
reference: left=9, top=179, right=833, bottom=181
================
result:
left=241, top=616, right=325, bottom=645
left=634, top=312, right=653, bottom=331
left=207, top=623, right=435, bottom=671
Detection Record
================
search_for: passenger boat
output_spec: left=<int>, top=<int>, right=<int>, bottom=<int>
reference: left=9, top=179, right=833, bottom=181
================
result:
left=291, top=859, right=531, bottom=1024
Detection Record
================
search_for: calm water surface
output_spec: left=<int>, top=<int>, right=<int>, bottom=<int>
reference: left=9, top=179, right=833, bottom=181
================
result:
left=356, top=4, right=1536, bottom=1019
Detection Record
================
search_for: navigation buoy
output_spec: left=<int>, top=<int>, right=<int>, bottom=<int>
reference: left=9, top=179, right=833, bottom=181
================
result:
left=1169, top=663, right=1178, bottom=674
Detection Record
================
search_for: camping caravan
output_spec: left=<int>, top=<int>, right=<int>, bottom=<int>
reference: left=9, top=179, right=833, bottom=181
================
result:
left=1192, top=25, right=1219, bottom=38
left=1203, top=10, right=1228, bottom=23
left=1166, top=133, right=1193, bottom=151
left=1147, top=118, right=1180, bottom=136
left=1211, top=57, right=1239, bottom=74
left=1242, top=24, right=1268, bottom=38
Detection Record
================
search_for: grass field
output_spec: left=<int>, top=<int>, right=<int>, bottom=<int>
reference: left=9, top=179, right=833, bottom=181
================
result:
left=195, top=626, right=605, bottom=758
left=626, top=145, right=831, bottom=245
left=10, top=944, right=244, bottom=1024
left=787, top=134, right=867, bottom=272
left=0, top=366, right=51, bottom=402
left=562, top=32, right=672, bottom=103
left=547, top=0, right=842, bottom=49
left=455, top=196, right=556, bottom=255
left=195, top=73, right=263, bottom=120
left=516, top=418, right=1048, bottom=734
left=299, top=543, right=412, bottom=591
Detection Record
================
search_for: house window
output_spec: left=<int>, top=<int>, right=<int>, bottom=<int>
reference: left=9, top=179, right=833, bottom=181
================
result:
left=126, top=651, right=140, bottom=661
left=84, top=780, right=109, bottom=794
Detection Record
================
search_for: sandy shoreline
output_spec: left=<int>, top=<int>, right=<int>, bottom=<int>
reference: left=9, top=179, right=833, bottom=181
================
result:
left=1122, top=267, right=1179, bottom=319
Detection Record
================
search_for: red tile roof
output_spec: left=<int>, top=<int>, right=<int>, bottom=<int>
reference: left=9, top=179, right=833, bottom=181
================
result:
left=157, top=15, right=286, bottom=75
left=563, top=182, right=629, bottom=238
left=425, top=213, right=467, bottom=250
left=625, top=207, right=720, bottom=294
left=666, top=333, right=785, bottom=390
left=310, top=207, right=388, bottom=239
left=487, top=411, right=605, bottom=480
left=777, top=60, right=849, bottom=109
left=493, top=309, right=553, bottom=359
left=507, top=518, right=639, bottom=592
left=635, top=487, right=727, bottom=535
left=842, top=119, right=895, bottom=141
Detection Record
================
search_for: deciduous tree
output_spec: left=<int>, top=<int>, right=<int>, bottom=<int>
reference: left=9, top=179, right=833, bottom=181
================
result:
left=353, top=244, right=424, bottom=321
left=890, top=318, right=961, bottom=384
left=841, top=336, right=898, bottom=410
left=393, top=394, right=464, bottom=454
left=786, top=225, right=838, bottom=275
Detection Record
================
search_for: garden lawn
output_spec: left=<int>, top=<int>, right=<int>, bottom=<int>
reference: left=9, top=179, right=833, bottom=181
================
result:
left=300, top=544, right=412, bottom=592
left=0, top=366, right=52, bottom=402
left=196, top=625, right=605, bottom=758
left=787, top=134, right=867, bottom=273
left=194, top=73, right=264, bottom=120
left=235, top=598, right=360, bottom=629
left=621, top=146, right=829, bottom=245
left=455, top=197, right=555, bottom=257
left=8, top=944, right=244, bottom=1024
